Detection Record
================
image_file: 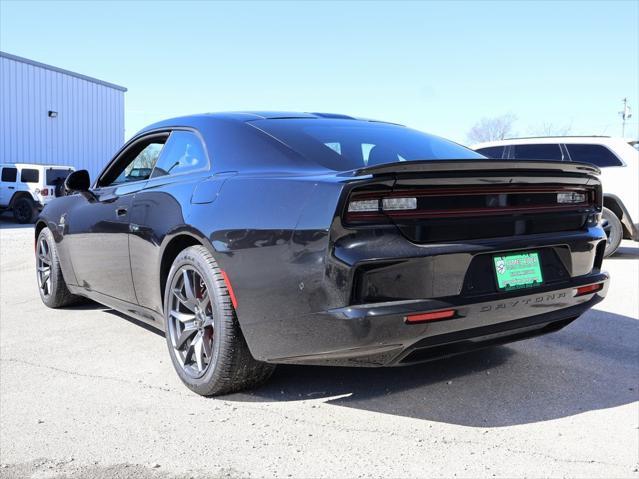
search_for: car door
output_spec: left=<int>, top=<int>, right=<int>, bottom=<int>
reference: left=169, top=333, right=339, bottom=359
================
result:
left=128, top=129, right=212, bottom=314
left=65, top=133, right=168, bottom=303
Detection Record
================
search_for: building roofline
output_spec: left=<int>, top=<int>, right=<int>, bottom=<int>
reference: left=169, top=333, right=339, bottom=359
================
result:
left=0, top=51, right=127, bottom=92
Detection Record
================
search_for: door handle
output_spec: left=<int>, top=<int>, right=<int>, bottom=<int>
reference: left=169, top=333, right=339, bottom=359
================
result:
left=116, top=207, right=128, bottom=217
left=8, top=186, right=14, bottom=190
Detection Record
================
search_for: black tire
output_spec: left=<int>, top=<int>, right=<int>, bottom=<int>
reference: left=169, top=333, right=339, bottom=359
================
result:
left=602, top=207, right=623, bottom=258
left=164, top=245, right=275, bottom=396
left=13, top=196, right=37, bottom=224
left=36, top=227, right=82, bottom=308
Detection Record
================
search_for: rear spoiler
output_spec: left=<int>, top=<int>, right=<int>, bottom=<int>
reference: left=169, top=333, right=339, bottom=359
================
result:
left=347, top=160, right=601, bottom=177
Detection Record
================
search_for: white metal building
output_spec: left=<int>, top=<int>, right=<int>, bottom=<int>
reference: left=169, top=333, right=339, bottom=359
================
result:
left=0, top=51, right=126, bottom=179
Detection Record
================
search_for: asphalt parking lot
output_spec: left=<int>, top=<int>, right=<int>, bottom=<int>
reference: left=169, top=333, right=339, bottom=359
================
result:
left=0, top=218, right=637, bottom=479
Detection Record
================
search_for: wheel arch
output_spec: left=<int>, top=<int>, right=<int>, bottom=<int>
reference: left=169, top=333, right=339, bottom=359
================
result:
left=9, top=191, right=35, bottom=208
left=603, top=193, right=637, bottom=240
left=34, top=220, right=48, bottom=243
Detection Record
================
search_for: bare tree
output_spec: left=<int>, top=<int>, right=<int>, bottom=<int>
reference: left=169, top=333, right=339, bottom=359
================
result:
left=467, top=113, right=517, bottom=144
left=528, top=122, right=573, bottom=137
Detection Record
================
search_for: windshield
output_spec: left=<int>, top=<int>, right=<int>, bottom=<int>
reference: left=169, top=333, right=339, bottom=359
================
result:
left=251, top=119, right=483, bottom=171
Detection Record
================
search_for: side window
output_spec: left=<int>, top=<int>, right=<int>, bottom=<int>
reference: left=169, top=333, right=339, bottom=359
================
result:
left=1, top=167, right=17, bottom=182
left=151, top=131, right=208, bottom=178
left=324, top=142, right=342, bottom=155
left=20, top=168, right=40, bottom=183
left=513, top=144, right=563, bottom=160
left=98, top=135, right=168, bottom=187
left=475, top=146, right=505, bottom=159
left=566, top=144, right=623, bottom=167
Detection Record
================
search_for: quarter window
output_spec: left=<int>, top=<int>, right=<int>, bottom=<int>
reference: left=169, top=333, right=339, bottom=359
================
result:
left=512, top=144, right=563, bottom=161
left=1, top=167, right=17, bottom=182
left=566, top=144, right=623, bottom=167
left=20, top=168, right=39, bottom=183
left=151, top=131, right=208, bottom=178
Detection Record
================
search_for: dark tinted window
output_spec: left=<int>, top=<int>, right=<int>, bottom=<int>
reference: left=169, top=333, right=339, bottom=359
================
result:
left=151, top=131, right=208, bottom=178
left=46, top=168, right=73, bottom=185
left=566, top=144, right=623, bottom=167
left=20, top=168, right=39, bottom=183
left=513, top=144, right=563, bottom=160
left=99, top=135, right=168, bottom=187
left=251, top=119, right=482, bottom=171
left=1, top=167, right=17, bottom=182
left=475, top=146, right=506, bottom=158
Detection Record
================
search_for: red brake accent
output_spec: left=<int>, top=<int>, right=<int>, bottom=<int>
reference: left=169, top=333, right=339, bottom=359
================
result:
left=575, top=283, right=604, bottom=297
left=405, top=309, right=456, bottom=324
left=220, top=270, right=238, bottom=309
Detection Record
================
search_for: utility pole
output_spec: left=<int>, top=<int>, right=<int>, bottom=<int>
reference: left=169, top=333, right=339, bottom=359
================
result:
left=619, top=98, right=632, bottom=137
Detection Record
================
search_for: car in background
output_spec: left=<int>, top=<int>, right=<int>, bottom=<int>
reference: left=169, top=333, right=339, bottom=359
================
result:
left=0, top=163, right=75, bottom=223
left=472, top=137, right=639, bottom=257
left=35, top=112, right=609, bottom=396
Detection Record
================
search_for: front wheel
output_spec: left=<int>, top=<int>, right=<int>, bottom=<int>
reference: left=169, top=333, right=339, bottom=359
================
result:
left=13, top=197, right=37, bottom=223
left=164, top=246, right=275, bottom=396
left=601, top=207, right=623, bottom=258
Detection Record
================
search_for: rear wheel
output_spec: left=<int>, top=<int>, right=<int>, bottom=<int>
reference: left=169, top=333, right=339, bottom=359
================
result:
left=601, top=207, right=622, bottom=257
left=36, top=227, right=82, bottom=307
left=164, top=246, right=275, bottom=396
left=13, top=197, right=37, bottom=224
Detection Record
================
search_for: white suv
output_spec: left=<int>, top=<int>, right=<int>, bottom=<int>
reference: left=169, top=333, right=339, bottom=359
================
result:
left=472, top=137, right=639, bottom=257
left=0, top=163, right=74, bottom=223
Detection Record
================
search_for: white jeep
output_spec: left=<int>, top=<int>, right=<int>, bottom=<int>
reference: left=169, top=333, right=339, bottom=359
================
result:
left=0, top=163, right=75, bottom=223
left=471, top=136, right=639, bottom=257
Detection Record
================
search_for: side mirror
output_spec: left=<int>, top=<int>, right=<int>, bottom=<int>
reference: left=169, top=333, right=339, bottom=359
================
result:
left=64, top=170, right=91, bottom=193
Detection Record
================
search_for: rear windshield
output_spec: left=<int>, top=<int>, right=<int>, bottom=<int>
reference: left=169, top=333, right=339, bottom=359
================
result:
left=251, top=119, right=483, bottom=171
left=46, top=168, right=73, bottom=185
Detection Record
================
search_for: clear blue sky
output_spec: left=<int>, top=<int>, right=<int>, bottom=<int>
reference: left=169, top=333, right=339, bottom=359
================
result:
left=1, top=0, right=637, bottom=143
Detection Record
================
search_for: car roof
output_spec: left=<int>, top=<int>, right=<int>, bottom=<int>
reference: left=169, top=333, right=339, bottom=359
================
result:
left=472, top=136, right=632, bottom=149
left=136, top=111, right=399, bottom=136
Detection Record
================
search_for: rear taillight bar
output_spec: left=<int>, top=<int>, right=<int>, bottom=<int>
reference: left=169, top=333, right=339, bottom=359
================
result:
left=344, top=185, right=596, bottom=223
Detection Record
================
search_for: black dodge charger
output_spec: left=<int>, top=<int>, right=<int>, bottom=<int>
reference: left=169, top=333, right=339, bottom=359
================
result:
left=35, top=112, right=610, bottom=396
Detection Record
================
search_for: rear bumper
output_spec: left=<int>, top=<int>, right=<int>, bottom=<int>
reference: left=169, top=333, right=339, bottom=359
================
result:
left=266, top=272, right=609, bottom=366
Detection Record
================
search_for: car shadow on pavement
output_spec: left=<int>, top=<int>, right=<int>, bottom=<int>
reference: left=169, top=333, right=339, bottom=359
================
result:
left=607, top=245, right=639, bottom=260
left=0, top=216, right=35, bottom=229
left=230, top=309, right=639, bottom=427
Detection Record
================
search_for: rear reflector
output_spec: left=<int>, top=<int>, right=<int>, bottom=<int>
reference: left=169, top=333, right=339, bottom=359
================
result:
left=405, top=309, right=456, bottom=324
left=574, top=283, right=604, bottom=297
left=220, top=270, right=238, bottom=309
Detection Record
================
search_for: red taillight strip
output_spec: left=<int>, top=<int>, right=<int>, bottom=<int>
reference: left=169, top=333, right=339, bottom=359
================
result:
left=405, top=309, right=456, bottom=324
left=351, top=185, right=592, bottom=200
left=220, top=270, right=238, bottom=309
left=574, top=283, right=604, bottom=297
left=385, top=204, right=590, bottom=218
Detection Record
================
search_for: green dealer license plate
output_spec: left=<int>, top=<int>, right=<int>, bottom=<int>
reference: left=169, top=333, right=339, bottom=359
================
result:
left=493, top=251, right=544, bottom=291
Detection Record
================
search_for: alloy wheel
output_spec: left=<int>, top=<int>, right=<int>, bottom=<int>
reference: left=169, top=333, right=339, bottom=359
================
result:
left=601, top=218, right=612, bottom=244
left=167, top=266, right=215, bottom=378
left=36, top=237, right=52, bottom=296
